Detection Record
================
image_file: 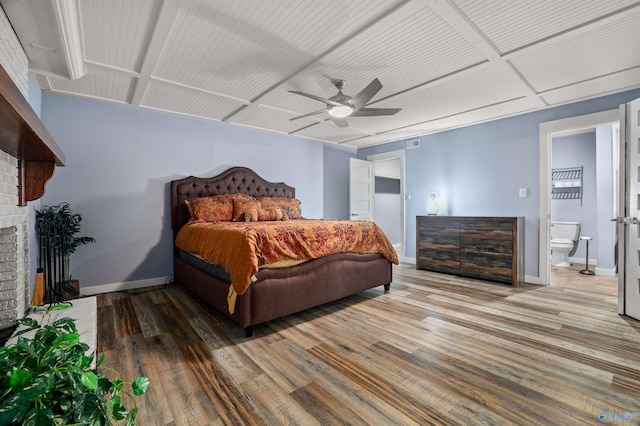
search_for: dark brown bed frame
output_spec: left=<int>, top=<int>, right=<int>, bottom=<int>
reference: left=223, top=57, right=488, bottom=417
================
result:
left=170, top=167, right=393, bottom=336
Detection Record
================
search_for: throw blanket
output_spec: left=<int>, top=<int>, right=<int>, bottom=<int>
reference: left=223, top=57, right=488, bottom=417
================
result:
left=175, top=219, right=399, bottom=300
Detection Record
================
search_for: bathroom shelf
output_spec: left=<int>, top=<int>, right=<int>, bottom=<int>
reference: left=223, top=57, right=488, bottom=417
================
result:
left=552, top=166, right=583, bottom=205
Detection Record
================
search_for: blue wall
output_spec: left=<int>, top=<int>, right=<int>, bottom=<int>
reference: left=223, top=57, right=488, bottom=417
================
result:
left=38, top=93, right=342, bottom=289
left=359, top=88, right=640, bottom=279
left=323, top=144, right=355, bottom=220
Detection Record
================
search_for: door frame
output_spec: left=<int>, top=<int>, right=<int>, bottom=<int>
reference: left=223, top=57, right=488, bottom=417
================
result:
left=618, top=103, right=626, bottom=315
left=539, top=109, right=620, bottom=285
left=367, top=149, right=405, bottom=259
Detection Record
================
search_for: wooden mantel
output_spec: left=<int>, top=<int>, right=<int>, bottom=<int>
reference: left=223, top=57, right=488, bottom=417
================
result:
left=0, top=64, right=64, bottom=206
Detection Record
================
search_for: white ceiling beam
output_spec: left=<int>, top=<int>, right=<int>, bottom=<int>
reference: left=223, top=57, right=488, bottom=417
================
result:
left=130, top=0, right=184, bottom=106
left=55, top=0, right=85, bottom=80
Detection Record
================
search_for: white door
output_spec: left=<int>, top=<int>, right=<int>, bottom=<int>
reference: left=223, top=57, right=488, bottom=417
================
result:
left=349, top=158, right=373, bottom=221
left=619, top=96, right=640, bottom=320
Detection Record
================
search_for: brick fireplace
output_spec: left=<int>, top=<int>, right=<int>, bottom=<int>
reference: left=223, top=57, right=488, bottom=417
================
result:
left=0, top=8, right=35, bottom=329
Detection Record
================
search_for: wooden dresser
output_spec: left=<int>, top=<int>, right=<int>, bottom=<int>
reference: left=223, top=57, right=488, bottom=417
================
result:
left=416, top=216, right=524, bottom=287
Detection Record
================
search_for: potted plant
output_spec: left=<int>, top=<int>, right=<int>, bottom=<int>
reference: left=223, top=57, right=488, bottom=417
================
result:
left=0, top=309, right=149, bottom=424
left=35, top=203, right=95, bottom=302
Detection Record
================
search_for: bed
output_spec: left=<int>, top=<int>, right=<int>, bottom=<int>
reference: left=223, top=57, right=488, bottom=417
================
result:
left=170, top=167, right=397, bottom=336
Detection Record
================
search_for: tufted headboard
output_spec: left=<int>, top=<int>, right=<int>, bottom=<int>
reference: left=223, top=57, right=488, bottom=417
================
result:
left=170, top=167, right=295, bottom=234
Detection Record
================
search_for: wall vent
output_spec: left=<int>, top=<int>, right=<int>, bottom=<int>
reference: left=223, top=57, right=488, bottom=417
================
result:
left=405, top=139, right=420, bottom=149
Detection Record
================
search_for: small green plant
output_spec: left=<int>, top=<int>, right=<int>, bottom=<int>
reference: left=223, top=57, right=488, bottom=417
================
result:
left=0, top=308, right=149, bottom=425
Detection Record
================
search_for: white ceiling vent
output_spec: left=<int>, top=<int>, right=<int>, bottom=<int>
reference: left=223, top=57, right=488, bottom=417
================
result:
left=405, top=139, right=421, bottom=149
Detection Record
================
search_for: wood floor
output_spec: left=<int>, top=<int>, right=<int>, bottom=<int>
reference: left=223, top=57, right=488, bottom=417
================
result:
left=551, top=262, right=618, bottom=295
left=97, top=262, right=640, bottom=425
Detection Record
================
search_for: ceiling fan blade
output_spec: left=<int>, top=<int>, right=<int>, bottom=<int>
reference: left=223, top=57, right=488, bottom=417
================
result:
left=289, top=108, right=329, bottom=121
left=289, top=90, right=343, bottom=107
left=350, top=78, right=382, bottom=110
left=330, top=116, right=349, bottom=128
left=350, top=107, right=401, bottom=117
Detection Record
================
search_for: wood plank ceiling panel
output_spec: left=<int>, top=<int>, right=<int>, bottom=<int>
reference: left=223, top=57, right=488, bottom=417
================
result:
left=141, top=79, right=247, bottom=120
left=541, top=67, right=640, bottom=105
left=454, top=0, right=640, bottom=54
left=310, top=1, right=487, bottom=101
left=153, top=0, right=405, bottom=101
left=509, top=8, right=640, bottom=93
left=46, top=64, right=134, bottom=103
left=80, top=0, right=160, bottom=72
left=294, top=120, right=371, bottom=144
left=229, top=105, right=321, bottom=135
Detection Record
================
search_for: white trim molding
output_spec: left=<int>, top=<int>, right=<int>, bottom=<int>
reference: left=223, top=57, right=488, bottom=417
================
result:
left=55, top=0, right=85, bottom=79
left=539, top=109, right=619, bottom=285
left=79, top=276, right=171, bottom=296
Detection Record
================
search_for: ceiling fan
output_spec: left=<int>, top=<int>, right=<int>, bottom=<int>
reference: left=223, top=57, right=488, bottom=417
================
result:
left=289, top=78, right=401, bottom=128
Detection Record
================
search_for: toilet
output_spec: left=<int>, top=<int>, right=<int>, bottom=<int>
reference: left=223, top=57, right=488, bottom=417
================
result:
left=550, top=221, right=580, bottom=267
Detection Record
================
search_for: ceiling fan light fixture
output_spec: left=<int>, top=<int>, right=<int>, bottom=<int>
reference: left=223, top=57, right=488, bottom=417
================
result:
left=328, top=105, right=353, bottom=118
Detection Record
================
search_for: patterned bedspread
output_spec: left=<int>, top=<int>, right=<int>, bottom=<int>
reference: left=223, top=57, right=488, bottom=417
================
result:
left=175, top=219, right=399, bottom=297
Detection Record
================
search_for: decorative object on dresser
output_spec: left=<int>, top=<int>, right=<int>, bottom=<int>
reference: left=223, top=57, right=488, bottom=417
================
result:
left=416, top=216, right=524, bottom=287
left=426, top=192, right=439, bottom=215
left=171, top=167, right=397, bottom=337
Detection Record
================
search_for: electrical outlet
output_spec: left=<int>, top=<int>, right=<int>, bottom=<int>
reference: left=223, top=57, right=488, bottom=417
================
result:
left=519, top=188, right=528, bottom=197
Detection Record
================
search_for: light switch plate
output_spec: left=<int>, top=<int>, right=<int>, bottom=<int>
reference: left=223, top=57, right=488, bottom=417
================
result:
left=519, top=188, right=528, bottom=197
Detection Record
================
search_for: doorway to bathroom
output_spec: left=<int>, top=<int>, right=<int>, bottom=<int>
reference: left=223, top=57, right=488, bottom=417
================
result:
left=366, top=150, right=405, bottom=259
left=546, top=115, right=619, bottom=293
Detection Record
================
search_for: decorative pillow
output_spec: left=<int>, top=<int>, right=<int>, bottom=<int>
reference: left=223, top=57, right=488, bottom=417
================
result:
left=232, top=198, right=260, bottom=221
left=244, top=207, right=285, bottom=222
left=185, top=196, right=234, bottom=222
left=257, top=197, right=302, bottom=219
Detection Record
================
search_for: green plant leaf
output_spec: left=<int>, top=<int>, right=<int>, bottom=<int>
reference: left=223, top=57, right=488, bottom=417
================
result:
left=98, top=376, right=112, bottom=393
left=8, top=368, right=31, bottom=388
left=96, top=352, right=105, bottom=367
left=52, top=316, right=77, bottom=333
left=0, top=403, right=29, bottom=425
left=15, top=339, right=38, bottom=359
left=125, top=406, right=139, bottom=426
left=76, top=393, right=101, bottom=423
left=81, top=371, right=99, bottom=390
left=132, top=376, right=150, bottom=396
left=110, top=395, right=126, bottom=420
left=58, top=397, right=72, bottom=412
left=52, top=332, right=80, bottom=348
left=23, top=406, right=54, bottom=426
left=110, top=378, right=123, bottom=394
left=16, top=317, right=40, bottom=330
left=76, top=355, right=93, bottom=369
left=48, top=304, right=71, bottom=311
left=1, top=314, right=144, bottom=426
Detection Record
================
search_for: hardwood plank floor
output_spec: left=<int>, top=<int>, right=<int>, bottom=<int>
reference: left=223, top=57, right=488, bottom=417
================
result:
left=551, top=262, right=618, bottom=295
left=97, top=262, right=640, bottom=425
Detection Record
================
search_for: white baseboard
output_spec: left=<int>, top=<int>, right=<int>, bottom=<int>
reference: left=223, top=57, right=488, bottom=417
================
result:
left=568, top=256, right=597, bottom=267
left=80, top=276, right=171, bottom=296
left=403, top=256, right=416, bottom=264
left=594, top=267, right=617, bottom=277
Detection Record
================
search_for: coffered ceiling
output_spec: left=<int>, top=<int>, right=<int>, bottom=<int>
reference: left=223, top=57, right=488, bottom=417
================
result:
left=3, top=0, right=640, bottom=148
